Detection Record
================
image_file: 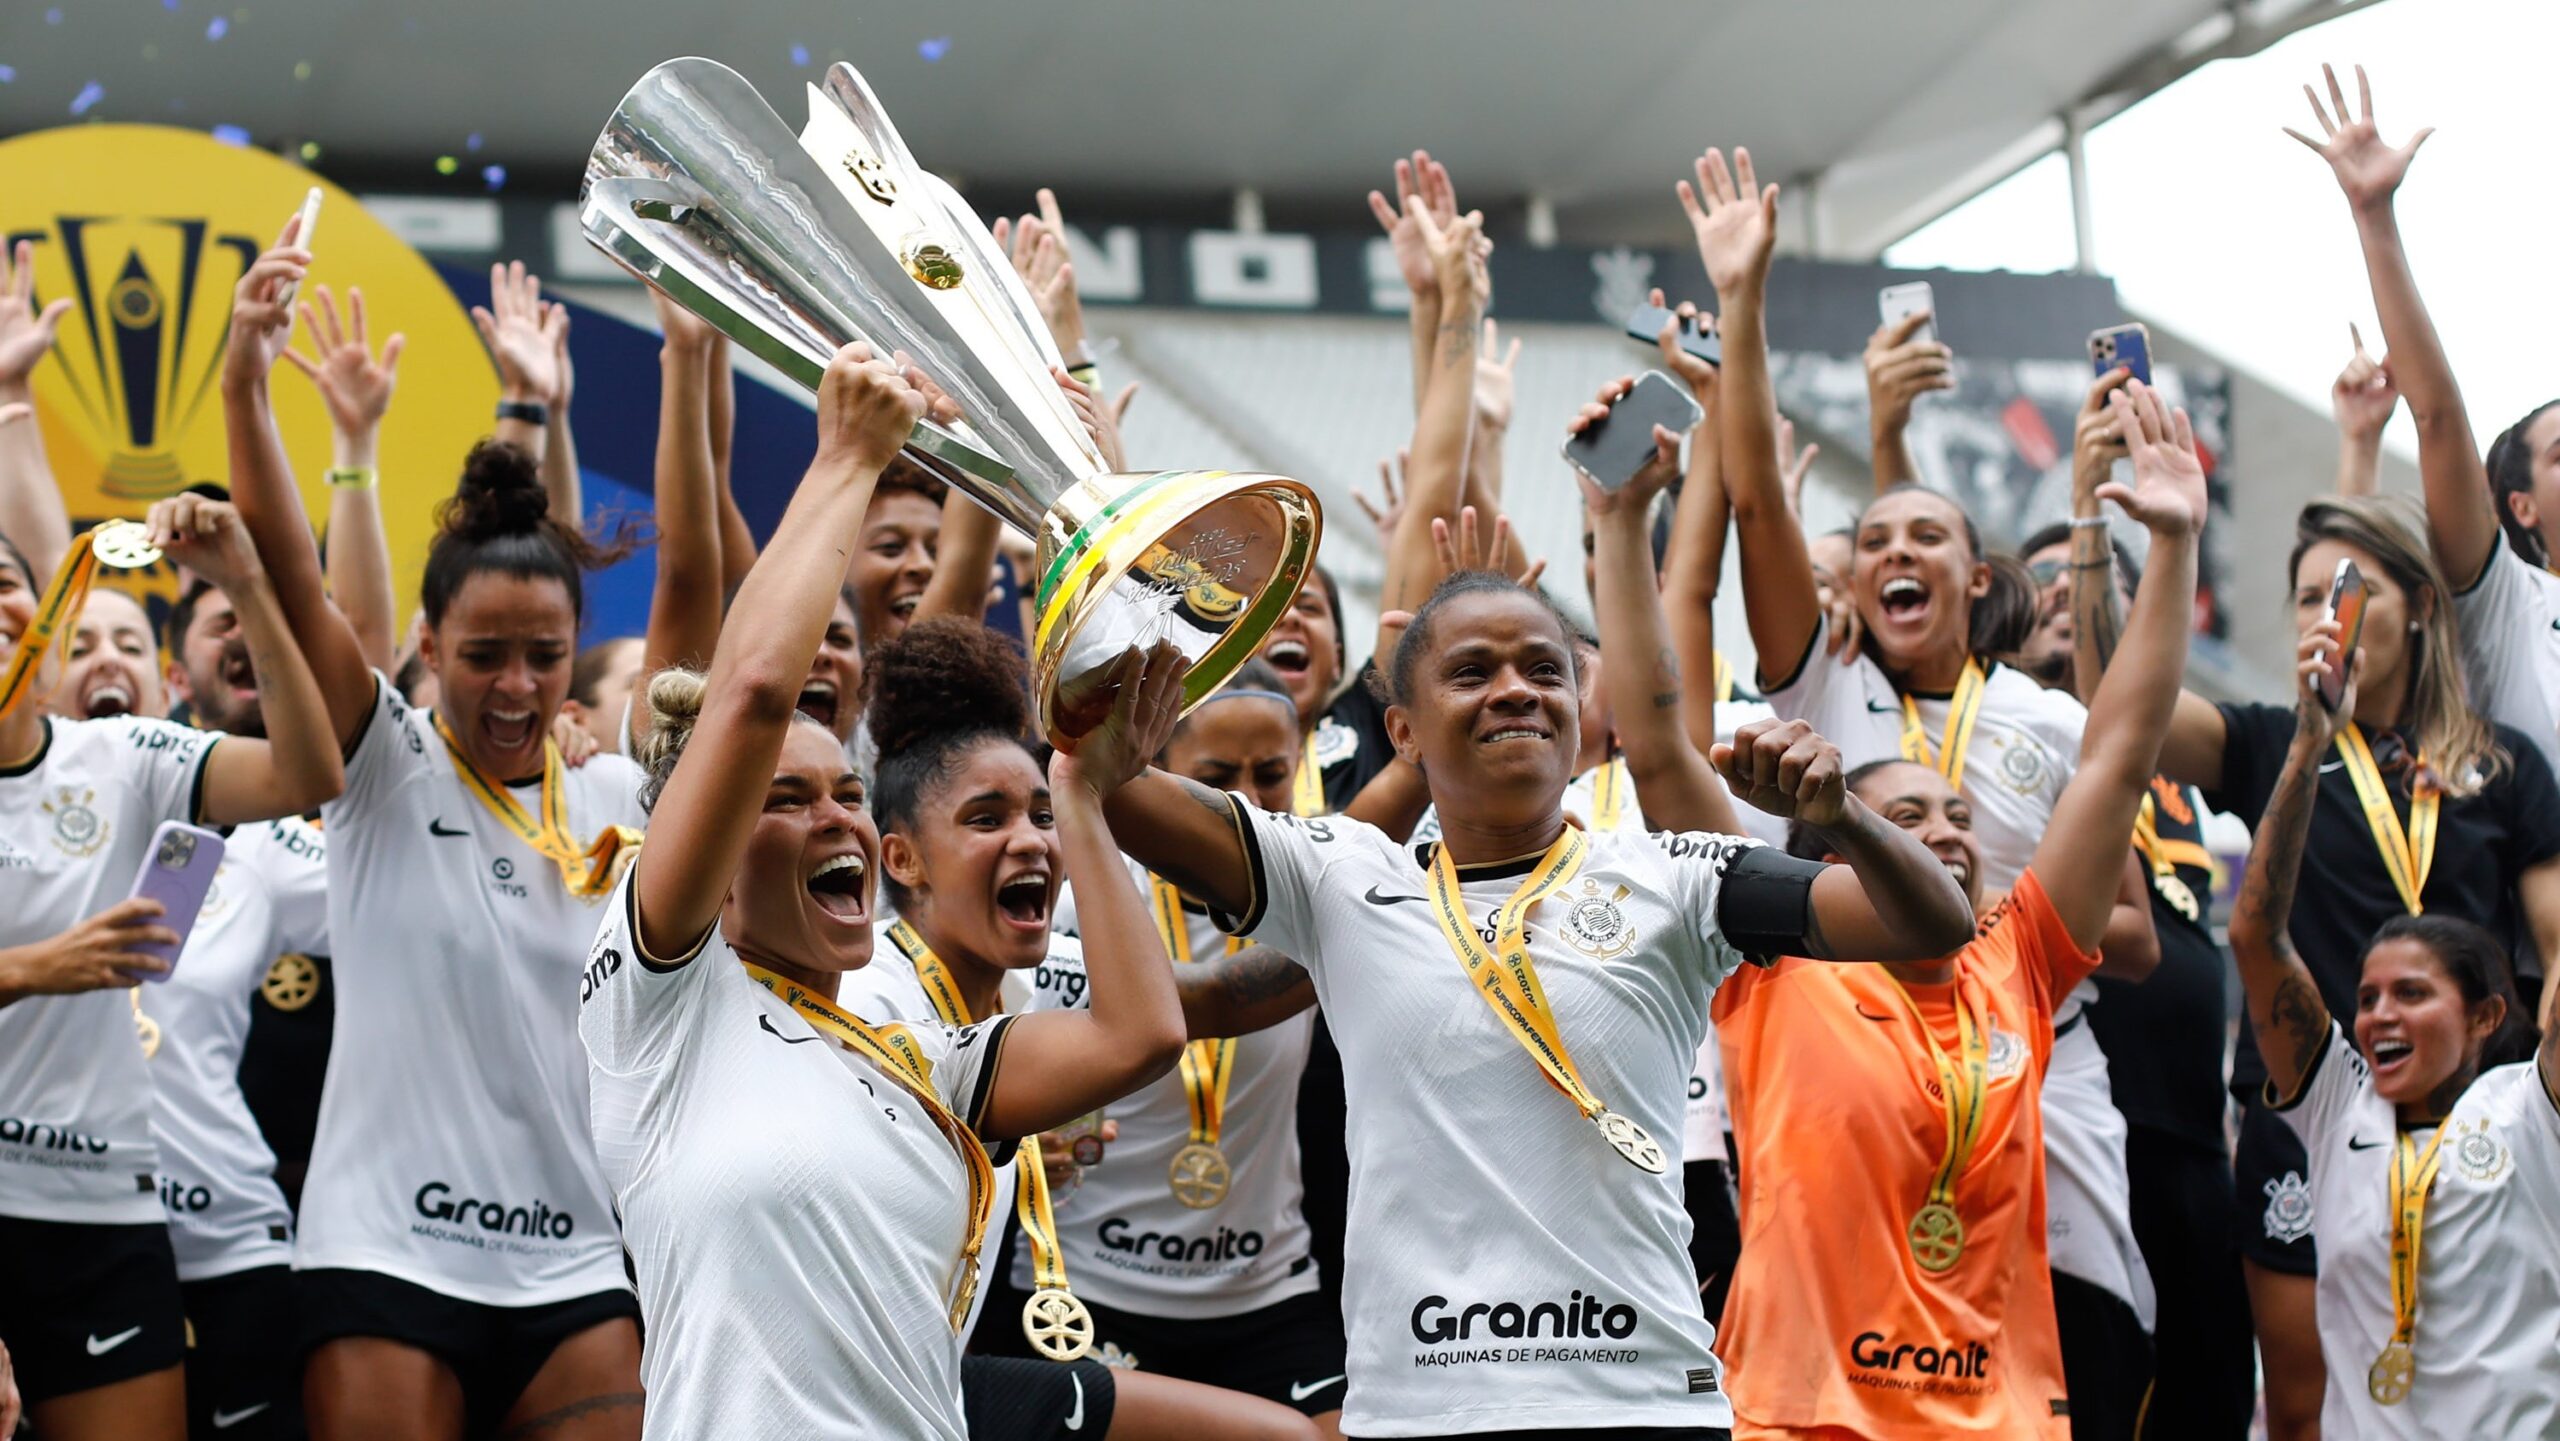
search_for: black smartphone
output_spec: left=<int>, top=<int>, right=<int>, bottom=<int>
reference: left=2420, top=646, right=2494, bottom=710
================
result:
left=2317, top=558, right=2368, bottom=712
left=1625, top=303, right=1721, bottom=368
left=1561, top=371, right=1703, bottom=493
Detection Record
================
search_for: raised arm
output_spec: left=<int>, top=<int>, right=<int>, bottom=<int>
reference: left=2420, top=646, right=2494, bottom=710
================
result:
left=1176, top=944, right=1316, bottom=1040
left=1647, top=291, right=1737, bottom=758
left=144, top=495, right=344, bottom=823
left=1466, top=319, right=1519, bottom=513
left=2225, top=630, right=2350, bottom=1104
left=1686, top=148, right=1824, bottom=679
left=2289, top=65, right=2490, bottom=584
left=706, top=331, right=756, bottom=592
left=1368, top=151, right=1456, bottom=411
left=0, top=241, right=72, bottom=584
left=540, top=302, right=583, bottom=526
left=627, top=292, right=729, bottom=749
left=281, top=284, right=402, bottom=670
left=1863, top=309, right=1953, bottom=493
left=1101, top=771, right=1254, bottom=922
left=1569, top=378, right=1741, bottom=837
left=471, top=263, right=563, bottom=468
left=632, top=343, right=919, bottom=959
left=2066, top=367, right=2133, bottom=703
left=218, top=215, right=375, bottom=748
left=981, top=646, right=1190, bottom=1138
left=1376, top=197, right=1485, bottom=620
left=2031, top=381, right=2207, bottom=953
left=2330, top=325, right=2398, bottom=498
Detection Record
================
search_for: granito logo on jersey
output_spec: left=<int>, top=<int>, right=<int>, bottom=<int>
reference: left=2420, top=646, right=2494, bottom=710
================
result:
left=2262, top=1172, right=2314, bottom=1243
left=1410, top=1290, right=1637, bottom=1344
left=1099, top=1217, right=1265, bottom=1262
left=158, top=1175, right=213, bottom=1213
left=1559, top=879, right=1637, bottom=958
left=1850, top=1329, right=1993, bottom=1381
left=2451, top=1119, right=2511, bottom=1185
left=43, top=787, right=107, bottom=857
left=0, top=1116, right=111, bottom=1153
left=413, top=1181, right=574, bottom=1239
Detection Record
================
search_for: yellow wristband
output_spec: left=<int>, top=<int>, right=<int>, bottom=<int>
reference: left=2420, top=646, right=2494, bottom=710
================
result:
left=326, top=466, right=378, bottom=491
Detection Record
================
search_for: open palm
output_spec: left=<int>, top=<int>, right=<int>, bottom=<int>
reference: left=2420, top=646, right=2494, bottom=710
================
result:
left=1678, top=148, right=1778, bottom=296
left=2099, top=382, right=2207, bottom=539
left=2285, top=63, right=2432, bottom=212
left=284, top=284, right=402, bottom=435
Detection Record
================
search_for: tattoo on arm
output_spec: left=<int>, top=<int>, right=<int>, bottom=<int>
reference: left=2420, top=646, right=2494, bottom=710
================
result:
left=2072, top=553, right=2124, bottom=675
left=1436, top=315, right=1478, bottom=368
left=1147, top=775, right=1241, bottom=909
left=1219, top=949, right=1311, bottom=1008
left=2236, top=737, right=2333, bottom=1082
left=2268, top=972, right=2330, bottom=1079
left=495, top=1393, right=644, bottom=1441
left=1652, top=646, right=1682, bottom=711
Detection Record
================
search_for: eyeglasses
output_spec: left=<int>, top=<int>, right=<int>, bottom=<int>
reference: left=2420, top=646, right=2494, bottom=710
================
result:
left=2029, top=560, right=2067, bottom=588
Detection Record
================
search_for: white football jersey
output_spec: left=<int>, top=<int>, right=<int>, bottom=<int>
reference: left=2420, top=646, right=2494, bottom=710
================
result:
left=295, top=677, right=646, bottom=1305
left=2451, top=533, right=2560, bottom=781
left=149, top=817, right=327, bottom=1279
left=2278, top=1024, right=2560, bottom=1441
left=582, top=874, right=1011, bottom=1441
left=1220, top=803, right=1759, bottom=1435
left=1039, top=861, right=1318, bottom=1319
left=0, top=716, right=217, bottom=1223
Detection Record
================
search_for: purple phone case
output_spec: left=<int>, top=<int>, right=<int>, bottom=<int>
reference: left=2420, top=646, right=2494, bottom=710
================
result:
left=128, top=822, right=225, bottom=981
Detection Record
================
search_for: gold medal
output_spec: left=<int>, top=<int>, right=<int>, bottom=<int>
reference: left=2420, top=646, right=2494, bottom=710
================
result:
left=1907, top=1199, right=1965, bottom=1272
left=2367, top=1340, right=2415, bottom=1406
left=2153, top=871, right=2200, bottom=923
left=132, top=991, right=162, bottom=1059
left=261, top=953, right=320, bottom=1012
left=89, top=519, right=162, bottom=570
left=1022, top=1287, right=1096, bottom=1363
left=1593, top=1110, right=1667, bottom=1174
left=1070, top=1131, right=1105, bottom=1168
left=432, top=713, right=642, bottom=900
left=1168, top=1141, right=1232, bottom=1209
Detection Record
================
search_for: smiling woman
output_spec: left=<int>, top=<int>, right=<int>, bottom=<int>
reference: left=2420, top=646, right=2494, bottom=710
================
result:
left=50, top=587, right=165, bottom=722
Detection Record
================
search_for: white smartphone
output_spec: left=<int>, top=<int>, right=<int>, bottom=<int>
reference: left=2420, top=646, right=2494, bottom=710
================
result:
left=1879, top=281, right=1937, bottom=345
left=277, top=186, right=322, bottom=311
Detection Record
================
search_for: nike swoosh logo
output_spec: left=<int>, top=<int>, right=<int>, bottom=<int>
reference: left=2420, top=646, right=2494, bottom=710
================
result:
left=2317, top=761, right=2345, bottom=774
left=1288, top=1374, right=1347, bottom=1402
left=2348, top=1135, right=2385, bottom=1151
left=1865, top=699, right=1900, bottom=713
left=86, top=1325, right=142, bottom=1355
left=1064, top=1373, right=1085, bottom=1431
left=212, top=1403, right=273, bottom=1429
left=759, top=1014, right=818, bottom=1045
left=1853, top=1005, right=1895, bottom=1023
left=428, top=818, right=470, bottom=837
left=1363, top=885, right=1427, bottom=907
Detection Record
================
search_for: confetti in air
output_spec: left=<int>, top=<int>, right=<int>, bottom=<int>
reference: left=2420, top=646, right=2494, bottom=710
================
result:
left=69, top=81, right=103, bottom=116
left=292, top=60, right=310, bottom=80
left=45, top=8, right=63, bottom=22
left=162, top=0, right=179, bottom=10
left=466, top=132, right=483, bottom=152
left=435, top=155, right=458, bottom=176
left=211, top=123, right=250, bottom=146
left=482, top=164, right=506, bottom=191
left=918, top=36, right=951, bottom=62
left=0, top=66, right=14, bottom=84
left=789, top=43, right=811, bottom=67
left=205, top=15, right=226, bottom=39
left=300, top=140, right=321, bottom=161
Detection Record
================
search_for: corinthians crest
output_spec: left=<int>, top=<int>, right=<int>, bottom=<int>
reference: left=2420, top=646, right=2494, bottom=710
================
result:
left=1560, top=878, right=1637, bottom=958
left=43, top=786, right=108, bottom=858
left=2450, top=1118, right=2510, bottom=1185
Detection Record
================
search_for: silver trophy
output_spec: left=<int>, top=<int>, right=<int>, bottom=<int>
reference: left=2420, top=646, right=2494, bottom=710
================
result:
left=583, top=58, right=1321, bottom=740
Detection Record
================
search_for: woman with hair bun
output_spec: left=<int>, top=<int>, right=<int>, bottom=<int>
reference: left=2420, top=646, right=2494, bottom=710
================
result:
left=221, top=223, right=651, bottom=1439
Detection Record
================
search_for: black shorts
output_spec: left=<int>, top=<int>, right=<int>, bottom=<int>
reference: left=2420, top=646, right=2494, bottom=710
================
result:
left=1077, top=1289, right=1348, bottom=1415
left=2121, top=1130, right=2256, bottom=1439
left=962, top=1354, right=1118, bottom=1441
left=0, top=1215, right=185, bottom=1403
left=2231, top=1097, right=2318, bottom=1275
left=297, top=1268, right=638, bottom=1435
left=183, top=1264, right=303, bottom=1439
left=2052, top=1271, right=2154, bottom=1441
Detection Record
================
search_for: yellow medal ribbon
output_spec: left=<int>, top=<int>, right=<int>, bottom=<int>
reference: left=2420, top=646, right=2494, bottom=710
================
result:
left=888, top=919, right=1094, bottom=1360
left=2336, top=724, right=2438, bottom=916
left=739, top=961, right=993, bottom=1332
left=1588, top=756, right=1628, bottom=832
left=2131, top=791, right=2213, bottom=923
left=430, top=714, right=641, bottom=900
left=1714, top=650, right=1735, bottom=706
left=1152, top=875, right=1240, bottom=1209
left=1428, top=828, right=1665, bottom=1173
left=0, top=522, right=159, bottom=727
left=1292, top=730, right=1326, bottom=817
left=1883, top=973, right=1991, bottom=1273
left=1898, top=657, right=1988, bottom=793
left=2369, top=1122, right=2453, bottom=1406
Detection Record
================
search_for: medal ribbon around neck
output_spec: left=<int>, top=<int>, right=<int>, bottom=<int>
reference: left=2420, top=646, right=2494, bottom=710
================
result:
left=1714, top=650, right=1735, bottom=706
left=2130, top=791, right=2212, bottom=922
left=0, top=521, right=160, bottom=727
left=430, top=713, right=640, bottom=900
left=1589, top=756, right=1627, bottom=832
left=1428, top=827, right=1664, bottom=1173
left=739, top=962, right=992, bottom=1332
left=1883, top=971, right=1991, bottom=1274
left=889, top=918, right=1094, bottom=1360
left=2370, top=1122, right=2453, bottom=1405
left=2336, top=724, right=2438, bottom=916
left=1292, top=732, right=1326, bottom=816
left=1152, top=875, right=1242, bottom=1208
left=1897, top=657, right=1988, bottom=793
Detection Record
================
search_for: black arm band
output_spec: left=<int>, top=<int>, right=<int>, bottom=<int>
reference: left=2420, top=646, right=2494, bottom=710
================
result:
left=495, top=399, right=549, bottom=427
left=1716, top=845, right=1828, bottom=963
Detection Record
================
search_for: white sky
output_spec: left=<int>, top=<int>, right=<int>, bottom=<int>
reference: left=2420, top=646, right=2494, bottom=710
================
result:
left=1884, top=0, right=2557, bottom=460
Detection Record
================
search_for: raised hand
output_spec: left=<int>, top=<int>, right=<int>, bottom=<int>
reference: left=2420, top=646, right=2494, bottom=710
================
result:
left=1354, top=449, right=1409, bottom=541
left=1432, top=505, right=1545, bottom=590
left=1473, top=317, right=1522, bottom=431
left=547, top=302, right=576, bottom=414
left=2331, top=322, right=2399, bottom=440
left=1776, top=414, right=1820, bottom=516
left=2292, top=615, right=2360, bottom=743
left=1565, top=376, right=1686, bottom=517
left=1366, top=149, right=1458, bottom=299
left=145, top=493, right=266, bottom=592
left=2098, top=380, right=2207, bottom=539
left=1864, top=309, right=1954, bottom=430
left=2074, top=367, right=2134, bottom=495
left=222, top=212, right=312, bottom=386
left=1678, top=147, right=1779, bottom=298
left=1409, top=194, right=1488, bottom=309
left=1710, top=717, right=1850, bottom=827
left=2284, top=63, right=2433, bottom=214
left=813, top=342, right=929, bottom=473
left=1053, top=365, right=1131, bottom=472
left=1050, top=641, right=1188, bottom=796
left=991, top=188, right=1091, bottom=357
left=1646, top=288, right=1719, bottom=402
left=0, top=240, right=70, bottom=391
left=282, top=284, right=403, bottom=440
left=471, top=260, right=565, bottom=406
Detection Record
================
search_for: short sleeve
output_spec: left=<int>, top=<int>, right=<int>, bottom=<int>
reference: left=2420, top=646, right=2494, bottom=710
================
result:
left=109, top=716, right=221, bottom=828
left=1212, top=800, right=1369, bottom=957
left=923, top=1014, right=1015, bottom=1140
left=1655, top=830, right=1764, bottom=987
left=576, top=868, right=719, bottom=1077
left=332, top=672, right=424, bottom=822
left=1973, top=868, right=2102, bottom=1014
left=2201, top=701, right=2291, bottom=826
left=2271, top=1020, right=2371, bottom=1152
left=2491, top=723, right=2560, bottom=876
left=252, top=820, right=331, bottom=955
left=2453, top=534, right=2560, bottom=778
left=1757, top=618, right=1898, bottom=771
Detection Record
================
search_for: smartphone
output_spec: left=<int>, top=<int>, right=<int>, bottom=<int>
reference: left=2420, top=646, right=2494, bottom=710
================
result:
left=276, top=186, right=323, bottom=311
left=2089, top=322, right=2153, bottom=386
left=127, top=822, right=226, bottom=981
left=1879, top=281, right=1937, bottom=345
left=2318, top=558, right=2369, bottom=712
left=1561, top=370, right=1703, bottom=493
left=1624, top=303, right=1721, bottom=368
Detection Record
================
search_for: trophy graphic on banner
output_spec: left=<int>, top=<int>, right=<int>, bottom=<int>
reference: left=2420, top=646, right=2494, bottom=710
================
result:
left=582, top=58, right=1321, bottom=739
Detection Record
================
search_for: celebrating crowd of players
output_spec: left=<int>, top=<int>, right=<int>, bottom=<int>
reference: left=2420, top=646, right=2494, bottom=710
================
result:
left=1, top=61, right=2556, bottom=1441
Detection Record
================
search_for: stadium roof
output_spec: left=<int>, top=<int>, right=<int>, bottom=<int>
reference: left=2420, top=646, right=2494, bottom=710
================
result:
left=3, top=0, right=2376, bottom=256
